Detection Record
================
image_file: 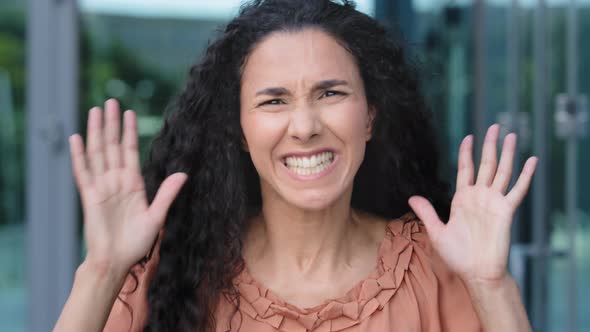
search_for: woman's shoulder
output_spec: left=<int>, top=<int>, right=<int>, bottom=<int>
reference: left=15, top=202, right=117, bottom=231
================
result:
left=364, top=212, right=421, bottom=282
left=382, top=212, right=432, bottom=254
left=381, top=211, right=457, bottom=280
left=384, top=211, right=426, bottom=238
left=382, top=212, right=482, bottom=331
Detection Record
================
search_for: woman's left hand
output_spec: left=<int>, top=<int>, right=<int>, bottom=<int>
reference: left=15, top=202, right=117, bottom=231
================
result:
left=408, top=124, right=538, bottom=285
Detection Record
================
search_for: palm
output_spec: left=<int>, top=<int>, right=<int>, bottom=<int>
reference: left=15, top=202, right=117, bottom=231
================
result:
left=82, top=169, right=151, bottom=269
left=409, top=124, right=537, bottom=284
left=435, top=187, right=513, bottom=281
left=70, top=99, right=187, bottom=273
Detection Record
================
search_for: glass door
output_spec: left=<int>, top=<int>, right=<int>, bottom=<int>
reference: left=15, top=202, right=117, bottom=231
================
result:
left=404, top=1, right=589, bottom=331
left=545, top=1, right=590, bottom=331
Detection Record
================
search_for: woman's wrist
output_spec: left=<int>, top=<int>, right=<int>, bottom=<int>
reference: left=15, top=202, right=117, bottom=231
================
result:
left=462, top=273, right=532, bottom=332
left=53, top=256, right=130, bottom=332
left=463, top=273, right=515, bottom=294
left=78, top=254, right=129, bottom=288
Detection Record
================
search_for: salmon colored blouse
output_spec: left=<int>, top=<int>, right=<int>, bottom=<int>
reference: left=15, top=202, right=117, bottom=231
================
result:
left=104, top=213, right=482, bottom=331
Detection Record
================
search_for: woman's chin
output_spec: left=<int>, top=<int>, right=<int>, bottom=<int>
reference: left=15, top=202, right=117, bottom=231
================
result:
left=260, top=176, right=354, bottom=212
left=282, top=190, right=342, bottom=211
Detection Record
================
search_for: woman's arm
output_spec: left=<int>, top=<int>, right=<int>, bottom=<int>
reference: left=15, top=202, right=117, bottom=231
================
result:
left=465, top=275, right=532, bottom=331
left=409, top=124, right=537, bottom=331
left=53, top=99, right=186, bottom=332
left=53, top=258, right=127, bottom=332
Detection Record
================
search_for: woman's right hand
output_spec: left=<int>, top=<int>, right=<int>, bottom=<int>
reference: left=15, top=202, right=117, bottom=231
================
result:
left=69, top=98, right=187, bottom=277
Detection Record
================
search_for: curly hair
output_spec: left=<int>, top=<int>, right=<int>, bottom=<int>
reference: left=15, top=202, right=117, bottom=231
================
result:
left=137, top=0, right=451, bottom=331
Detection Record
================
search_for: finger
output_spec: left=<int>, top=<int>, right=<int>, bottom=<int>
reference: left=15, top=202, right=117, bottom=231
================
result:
left=456, top=135, right=474, bottom=190
left=104, top=99, right=122, bottom=169
left=492, top=133, right=517, bottom=193
left=147, top=173, right=188, bottom=225
left=408, top=196, right=444, bottom=242
left=506, top=157, right=538, bottom=207
left=86, top=107, right=107, bottom=175
left=476, top=124, right=500, bottom=186
left=69, top=134, right=92, bottom=188
left=122, top=110, right=141, bottom=173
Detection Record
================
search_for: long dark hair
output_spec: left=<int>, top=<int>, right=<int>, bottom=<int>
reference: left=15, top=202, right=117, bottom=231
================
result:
left=139, top=0, right=450, bottom=331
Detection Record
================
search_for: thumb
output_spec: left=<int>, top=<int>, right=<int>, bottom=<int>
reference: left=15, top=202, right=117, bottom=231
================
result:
left=148, top=172, right=188, bottom=225
left=408, top=196, right=444, bottom=242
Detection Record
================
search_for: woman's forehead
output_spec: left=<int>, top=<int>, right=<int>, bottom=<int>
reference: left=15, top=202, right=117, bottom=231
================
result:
left=240, top=29, right=362, bottom=92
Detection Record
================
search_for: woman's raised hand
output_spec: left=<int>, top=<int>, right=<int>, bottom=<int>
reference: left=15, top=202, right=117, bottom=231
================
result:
left=408, top=124, right=537, bottom=285
left=69, top=99, right=187, bottom=276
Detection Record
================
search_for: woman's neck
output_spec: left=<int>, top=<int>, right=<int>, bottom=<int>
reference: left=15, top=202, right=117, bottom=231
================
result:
left=243, top=187, right=383, bottom=286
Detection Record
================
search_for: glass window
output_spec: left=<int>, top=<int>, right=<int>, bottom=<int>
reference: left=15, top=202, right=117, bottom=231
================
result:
left=403, top=1, right=590, bottom=331
left=0, top=1, right=27, bottom=331
left=546, top=1, right=590, bottom=331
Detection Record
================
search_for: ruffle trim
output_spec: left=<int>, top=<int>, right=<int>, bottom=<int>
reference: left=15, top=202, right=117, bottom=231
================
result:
left=230, top=212, right=424, bottom=331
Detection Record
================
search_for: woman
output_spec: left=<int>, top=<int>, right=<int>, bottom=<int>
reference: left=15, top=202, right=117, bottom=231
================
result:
left=54, top=0, right=536, bottom=331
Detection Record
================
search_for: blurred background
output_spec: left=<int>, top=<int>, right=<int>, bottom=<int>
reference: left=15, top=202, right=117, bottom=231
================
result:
left=0, top=0, right=588, bottom=331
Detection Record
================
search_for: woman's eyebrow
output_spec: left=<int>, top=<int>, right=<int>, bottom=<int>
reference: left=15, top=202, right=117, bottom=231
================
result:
left=255, top=87, right=289, bottom=97
left=255, top=79, right=349, bottom=97
left=312, top=79, right=349, bottom=91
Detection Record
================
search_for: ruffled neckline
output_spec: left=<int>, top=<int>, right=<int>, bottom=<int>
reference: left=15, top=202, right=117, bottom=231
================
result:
left=232, top=212, right=424, bottom=331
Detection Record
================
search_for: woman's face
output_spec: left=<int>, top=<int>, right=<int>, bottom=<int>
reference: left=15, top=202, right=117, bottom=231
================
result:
left=240, top=28, right=374, bottom=210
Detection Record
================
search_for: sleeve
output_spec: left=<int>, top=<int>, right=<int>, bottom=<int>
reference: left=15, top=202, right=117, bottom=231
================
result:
left=103, top=232, right=162, bottom=332
left=406, top=219, right=483, bottom=332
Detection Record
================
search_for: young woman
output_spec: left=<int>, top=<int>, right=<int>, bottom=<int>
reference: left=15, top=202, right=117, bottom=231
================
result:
left=54, top=0, right=536, bottom=331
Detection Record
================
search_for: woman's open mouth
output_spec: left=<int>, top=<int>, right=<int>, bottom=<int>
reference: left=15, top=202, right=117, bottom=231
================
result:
left=282, top=151, right=336, bottom=177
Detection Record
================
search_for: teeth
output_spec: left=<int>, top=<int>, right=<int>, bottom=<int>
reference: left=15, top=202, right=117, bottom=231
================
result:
left=284, top=151, right=334, bottom=175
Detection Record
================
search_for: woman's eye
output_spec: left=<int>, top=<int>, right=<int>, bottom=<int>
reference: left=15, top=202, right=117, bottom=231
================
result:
left=321, top=90, right=346, bottom=98
left=259, top=99, right=284, bottom=106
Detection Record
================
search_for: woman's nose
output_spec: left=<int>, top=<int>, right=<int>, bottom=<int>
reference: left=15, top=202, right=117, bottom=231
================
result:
left=287, top=105, right=323, bottom=143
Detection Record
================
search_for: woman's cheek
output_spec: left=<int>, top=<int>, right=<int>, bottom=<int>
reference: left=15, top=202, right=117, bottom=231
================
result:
left=324, top=103, right=370, bottom=142
left=242, top=113, right=288, bottom=168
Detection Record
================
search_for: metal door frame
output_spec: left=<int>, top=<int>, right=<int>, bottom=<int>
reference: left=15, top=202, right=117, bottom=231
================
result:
left=26, top=0, right=79, bottom=330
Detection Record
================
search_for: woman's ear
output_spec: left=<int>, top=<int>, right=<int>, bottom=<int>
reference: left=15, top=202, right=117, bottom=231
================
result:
left=366, top=107, right=376, bottom=141
left=241, top=134, right=250, bottom=152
